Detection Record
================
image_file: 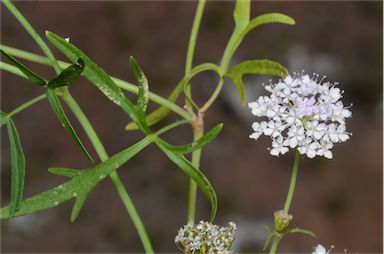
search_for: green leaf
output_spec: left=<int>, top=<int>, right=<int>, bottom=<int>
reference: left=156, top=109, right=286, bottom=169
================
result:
left=0, top=135, right=155, bottom=220
left=156, top=140, right=217, bottom=222
left=125, top=63, right=221, bottom=130
left=288, top=227, right=316, bottom=237
left=6, top=117, right=25, bottom=217
left=1, top=111, right=8, bottom=127
left=45, top=31, right=148, bottom=133
left=161, top=123, right=223, bottom=154
left=245, top=13, right=295, bottom=34
left=225, top=59, right=289, bottom=105
left=129, top=56, right=149, bottom=113
left=0, top=49, right=46, bottom=86
left=47, top=58, right=85, bottom=88
left=46, top=88, right=94, bottom=162
left=48, top=167, right=81, bottom=178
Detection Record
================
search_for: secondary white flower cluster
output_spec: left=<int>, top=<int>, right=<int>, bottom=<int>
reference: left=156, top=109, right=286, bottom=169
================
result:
left=175, top=220, right=237, bottom=254
left=249, top=72, right=352, bottom=159
left=312, top=244, right=335, bottom=254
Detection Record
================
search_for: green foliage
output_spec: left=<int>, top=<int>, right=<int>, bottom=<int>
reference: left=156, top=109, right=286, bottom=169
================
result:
left=0, top=135, right=155, bottom=221
left=225, top=59, right=289, bottom=105
left=161, top=123, right=223, bottom=155
left=126, top=62, right=221, bottom=130
left=157, top=139, right=217, bottom=222
left=288, top=227, right=316, bottom=237
left=1, top=49, right=46, bottom=86
left=48, top=59, right=85, bottom=88
left=45, top=31, right=150, bottom=133
left=6, top=117, right=26, bottom=217
left=46, top=88, right=94, bottom=162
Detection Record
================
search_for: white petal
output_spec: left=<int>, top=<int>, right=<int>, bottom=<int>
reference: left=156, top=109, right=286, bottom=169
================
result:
left=324, top=150, right=333, bottom=159
left=307, top=149, right=317, bottom=158
left=270, top=148, right=280, bottom=156
left=289, top=138, right=298, bottom=148
left=249, top=132, right=262, bottom=140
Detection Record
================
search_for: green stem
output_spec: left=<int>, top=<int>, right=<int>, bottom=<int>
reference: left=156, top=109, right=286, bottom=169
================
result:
left=185, top=0, right=206, bottom=74
left=269, top=236, right=281, bottom=254
left=7, top=94, right=46, bottom=118
left=61, top=90, right=154, bottom=254
left=200, top=78, right=224, bottom=113
left=185, top=0, right=206, bottom=222
left=283, top=149, right=301, bottom=213
left=269, top=149, right=301, bottom=254
left=187, top=116, right=204, bottom=222
left=2, top=0, right=61, bottom=74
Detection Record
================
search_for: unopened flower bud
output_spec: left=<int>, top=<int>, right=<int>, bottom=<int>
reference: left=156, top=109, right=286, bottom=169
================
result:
left=274, top=210, right=293, bottom=232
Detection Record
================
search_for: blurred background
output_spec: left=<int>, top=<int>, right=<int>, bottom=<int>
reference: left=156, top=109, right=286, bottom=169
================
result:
left=1, top=1, right=382, bottom=253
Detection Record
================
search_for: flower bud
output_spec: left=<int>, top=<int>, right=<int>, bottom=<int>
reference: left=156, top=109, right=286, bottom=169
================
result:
left=274, top=210, right=293, bottom=232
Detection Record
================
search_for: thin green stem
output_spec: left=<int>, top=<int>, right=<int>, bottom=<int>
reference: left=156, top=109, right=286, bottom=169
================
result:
left=269, top=149, right=301, bottom=254
left=283, top=149, right=301, bottom=213
left=185, top=0, right=206, bottom=74
left=184, top=0, right=206, bottom=109
left=7, top=94, right=46, bottom=118
left=2, top=0, right=61, bottom=74
left=200, top=78, right=224, bottom=113
left=184, top=0, right=206, bottom=223
left=269, top=236, right=281, bottom=254
left=61, top=90, right=154, bottom=253
left=187, top=117, right=204, bottom=222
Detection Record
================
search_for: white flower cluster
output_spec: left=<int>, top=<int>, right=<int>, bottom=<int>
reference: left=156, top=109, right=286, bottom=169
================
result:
left=248, top=72, right=352, bottom=159
left=175, top=220, right=237, bottom=254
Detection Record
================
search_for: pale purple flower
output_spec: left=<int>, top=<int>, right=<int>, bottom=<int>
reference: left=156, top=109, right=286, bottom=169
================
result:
left=249, top=72, right=352, bottom=158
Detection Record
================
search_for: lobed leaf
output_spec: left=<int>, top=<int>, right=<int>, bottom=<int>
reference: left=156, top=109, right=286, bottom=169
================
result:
left=0, top=135, right=155, bottom=220
left=6, top=117, right=26, bottom=217
left=47, top=58, right=85, bottom=89
left=46, top=88, right=94, bottom=162
left=161, top=123, right=223, bottom=154
left=156, top=140, right=217, bottom=222
left=45, top=31, right=149, bottom=133
left=225, top=59, right=289, bottom=106
left=1, top=49, right=46, bottom=86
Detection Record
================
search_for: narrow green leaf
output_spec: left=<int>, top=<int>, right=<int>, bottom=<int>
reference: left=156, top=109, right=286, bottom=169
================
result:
left=48, top=167, right=81, bottom=178
left=47, top=58, right=84, bottom=88
left=45, top=31, right=149, bottom=133
left=0, top=49, right=46, bottom=86
left=129, top=56, right=149, bottom=113
left=219, top=0, right=250, bottom=69
left=225, top=59, right=289, bottom=105
left=161, top=124, right=223, bottom=154
left=263, top=233, right=274, bottom=251
left=156, top=140, right=217, bottom=222
left=245, top=13, right=295, bottom=34
left=6, top=117, right=25, bottom=216
left=288, top=227, right=316, bottom=237
left=0, top=135, right=155, bottom=220
left=46, top=88, right=94, bottom=162
left=125, top=63, right=221, bottom=130
left=1, top=111, right=8, bottom=127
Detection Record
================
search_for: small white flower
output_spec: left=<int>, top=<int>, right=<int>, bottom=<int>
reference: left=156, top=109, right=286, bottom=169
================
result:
left=312, top=244, right=335, bottom=254
left=249, top=72, right=352, bottom=158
